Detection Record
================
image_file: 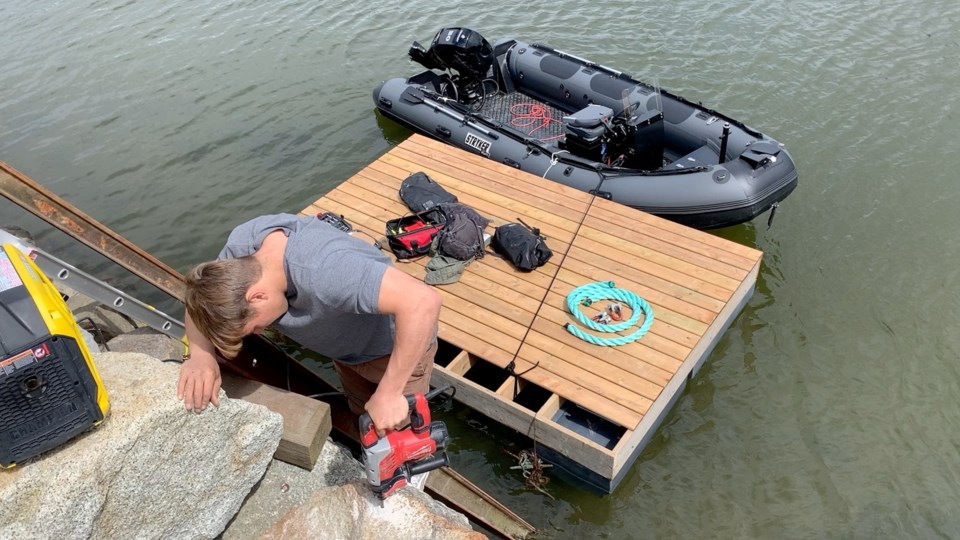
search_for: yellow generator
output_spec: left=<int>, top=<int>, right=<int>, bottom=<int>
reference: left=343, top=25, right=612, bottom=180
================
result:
left=0, top=242, right=109, bottom=468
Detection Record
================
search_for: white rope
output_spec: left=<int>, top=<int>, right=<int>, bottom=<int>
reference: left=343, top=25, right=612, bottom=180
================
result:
left=542, top=150, right=569, bottom=178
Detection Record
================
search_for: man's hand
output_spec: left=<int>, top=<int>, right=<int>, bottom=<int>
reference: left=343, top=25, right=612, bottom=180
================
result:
left=364, top=389, right=410, bottom=437
left=177, top=354, right=222, bottom=413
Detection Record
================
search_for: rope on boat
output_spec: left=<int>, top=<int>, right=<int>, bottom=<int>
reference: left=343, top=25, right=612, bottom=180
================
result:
left=565, top=281, right=654, bottom=346
left=542, top=149, right=569, bottom=178
left=509, top=102, right=564, bottom=141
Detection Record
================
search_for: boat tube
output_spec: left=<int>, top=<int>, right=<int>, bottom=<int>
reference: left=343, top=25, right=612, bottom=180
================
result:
left=373, top=28, right=798, bottom=230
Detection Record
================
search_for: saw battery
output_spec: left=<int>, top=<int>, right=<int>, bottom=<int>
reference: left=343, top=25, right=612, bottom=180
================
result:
left=0, top=242, right=109, bottom=468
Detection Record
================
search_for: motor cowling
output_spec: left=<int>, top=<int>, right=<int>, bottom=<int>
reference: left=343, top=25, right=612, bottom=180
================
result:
left=409, top=27, right=493, bottom=103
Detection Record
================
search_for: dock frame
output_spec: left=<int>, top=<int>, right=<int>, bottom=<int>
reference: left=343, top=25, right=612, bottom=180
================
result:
left=304, top=134, right=762, bottom=492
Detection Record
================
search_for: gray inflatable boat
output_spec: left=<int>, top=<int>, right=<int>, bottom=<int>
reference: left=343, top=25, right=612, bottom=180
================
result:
left=373, top=28, right=798, bottom=230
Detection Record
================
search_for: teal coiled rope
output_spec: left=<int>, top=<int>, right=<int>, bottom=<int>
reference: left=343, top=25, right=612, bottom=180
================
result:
left=565, top=281, right=654, bottom=346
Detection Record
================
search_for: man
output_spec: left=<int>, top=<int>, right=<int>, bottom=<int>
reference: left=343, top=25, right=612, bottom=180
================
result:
left=176, top=213, right=442, bottom=434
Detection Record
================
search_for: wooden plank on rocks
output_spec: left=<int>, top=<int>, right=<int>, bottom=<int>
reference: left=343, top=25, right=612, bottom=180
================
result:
left=220, top=372, right=331, bottom=470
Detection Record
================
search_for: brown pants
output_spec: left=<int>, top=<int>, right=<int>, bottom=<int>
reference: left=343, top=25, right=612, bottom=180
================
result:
left=333, top=339, right=437, bottom=415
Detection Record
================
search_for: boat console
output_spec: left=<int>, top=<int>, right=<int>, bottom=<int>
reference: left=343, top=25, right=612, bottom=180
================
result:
left=561, top=104, right=614, bottom=162
left=559, top=104, right=664, bottom=170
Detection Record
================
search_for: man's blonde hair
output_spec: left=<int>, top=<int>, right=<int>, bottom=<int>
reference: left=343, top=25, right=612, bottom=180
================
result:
left=184, top=257, right=262, bottom=358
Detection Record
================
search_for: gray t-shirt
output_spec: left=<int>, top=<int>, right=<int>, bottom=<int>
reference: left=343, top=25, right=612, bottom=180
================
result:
left=218, top=213, right=394, bottom=364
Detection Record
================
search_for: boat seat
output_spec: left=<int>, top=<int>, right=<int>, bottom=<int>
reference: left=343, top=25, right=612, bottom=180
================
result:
left=562, top=104, right=614, bottom=141
left=666, top=145, right=718, bottom=169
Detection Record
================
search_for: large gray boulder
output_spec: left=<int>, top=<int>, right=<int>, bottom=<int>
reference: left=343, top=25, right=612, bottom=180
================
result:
left=262, top=482, right=486, bottom=540
left=225, top=442, right=484, bottom=540
left=0, top=352, right=282, bottom=540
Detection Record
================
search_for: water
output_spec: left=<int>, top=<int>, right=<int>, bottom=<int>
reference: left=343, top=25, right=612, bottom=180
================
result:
left=2, top=1, right=959, bottom=537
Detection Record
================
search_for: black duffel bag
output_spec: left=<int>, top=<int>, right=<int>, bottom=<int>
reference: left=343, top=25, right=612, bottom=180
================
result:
left=491, top=220, right=553, bottom=272
left=399, top=172, right=458, bottom=212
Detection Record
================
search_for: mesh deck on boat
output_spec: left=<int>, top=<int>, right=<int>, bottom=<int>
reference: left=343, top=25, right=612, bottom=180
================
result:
left=478, top=92, right=567, bottom=143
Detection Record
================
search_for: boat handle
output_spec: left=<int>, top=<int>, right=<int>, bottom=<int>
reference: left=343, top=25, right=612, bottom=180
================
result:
left=435, top=126, right=452, bottom=138
left=378, top=97, right=392, bottom=109
left=502, top=158, right=521, bottom=169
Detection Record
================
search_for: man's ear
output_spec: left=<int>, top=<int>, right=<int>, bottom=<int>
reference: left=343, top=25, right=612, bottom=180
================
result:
left=246, top=289, right=268, bottom=304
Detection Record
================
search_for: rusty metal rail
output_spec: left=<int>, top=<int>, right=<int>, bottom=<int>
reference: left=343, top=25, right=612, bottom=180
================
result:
left=0, top=161, right=185, bottom=300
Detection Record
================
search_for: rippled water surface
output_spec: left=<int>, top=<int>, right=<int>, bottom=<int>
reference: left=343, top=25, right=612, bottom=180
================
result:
left=3, top=1, right=959, bottom=537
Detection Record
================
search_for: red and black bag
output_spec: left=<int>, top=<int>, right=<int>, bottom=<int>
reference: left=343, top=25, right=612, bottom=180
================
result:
left=385, top=208, right=446, bottom=260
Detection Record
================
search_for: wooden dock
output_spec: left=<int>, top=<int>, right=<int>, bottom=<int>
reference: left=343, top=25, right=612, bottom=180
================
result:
left=303, top=134, right=762, bottom=491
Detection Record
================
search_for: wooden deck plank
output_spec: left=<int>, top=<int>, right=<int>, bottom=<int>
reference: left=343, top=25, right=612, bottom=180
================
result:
left=611, top=259, right=761, bottom=474
left=581, top=214, right=751, bottom=281
left=522, top=328, right=668, bottom=399
left=316, top=195, right=731, bottom=349
left=563, top=230, right=736, bottom=302
left=574, top=225, right=742, bottom=292
left=584, top=188, right=763, bottom=262
left=587, top=204, right=760, bottom=271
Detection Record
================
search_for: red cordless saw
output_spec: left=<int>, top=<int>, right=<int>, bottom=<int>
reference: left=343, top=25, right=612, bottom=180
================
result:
left=359, top=386, right=454, bottom=499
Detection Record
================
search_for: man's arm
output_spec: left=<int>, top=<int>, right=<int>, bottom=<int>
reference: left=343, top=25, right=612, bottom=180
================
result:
left=177, top=312, right=222, bottom=413
left=364, top=266, right=442, bottom=434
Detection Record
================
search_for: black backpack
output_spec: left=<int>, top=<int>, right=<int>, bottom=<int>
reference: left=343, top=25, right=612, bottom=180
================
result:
left=491, top=221, right=553, bottom=272
left=436, top=203, right=490, bottom=261
left=399, top=172, right=458, bottom=212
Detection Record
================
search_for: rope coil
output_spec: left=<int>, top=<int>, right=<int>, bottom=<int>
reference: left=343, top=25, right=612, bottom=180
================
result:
left=565, top=281, right=654, bottom=346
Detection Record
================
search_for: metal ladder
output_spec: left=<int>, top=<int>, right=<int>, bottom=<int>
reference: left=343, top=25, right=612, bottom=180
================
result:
left=0, top=229, right=185, bottom=342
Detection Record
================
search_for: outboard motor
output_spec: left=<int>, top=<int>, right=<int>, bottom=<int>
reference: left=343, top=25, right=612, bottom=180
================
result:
left=409, top=28, right=494, bottom=104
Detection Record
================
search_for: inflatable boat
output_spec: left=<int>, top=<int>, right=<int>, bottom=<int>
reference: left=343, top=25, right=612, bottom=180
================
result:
left=373, top=28, right=798, bottom=230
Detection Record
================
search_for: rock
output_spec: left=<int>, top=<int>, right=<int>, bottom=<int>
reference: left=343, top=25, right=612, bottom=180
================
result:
left=226, top=441, right=483, bottom=540
left=262, top=482, right=486, bottom=540
left=62, top=285, right=140, bottom=345
left=107, top=327, right=184, bottom=361
left=0, top=352, right=283, bottom=540
left=222, top=441, right=366, bottom=540
left=0, top=225, right=34, bottom=243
